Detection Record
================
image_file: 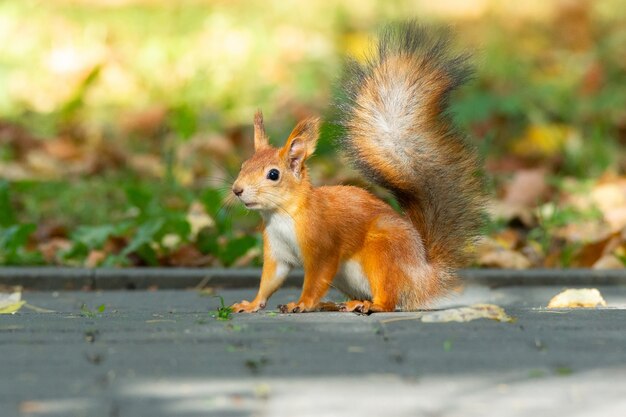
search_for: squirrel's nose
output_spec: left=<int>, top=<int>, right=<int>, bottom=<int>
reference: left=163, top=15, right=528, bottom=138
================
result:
left=232, top=186, right=244, bottom=197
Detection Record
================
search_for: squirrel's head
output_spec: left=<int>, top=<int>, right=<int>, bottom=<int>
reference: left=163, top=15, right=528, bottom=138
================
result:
left=232, top=110, right=319, bottom=211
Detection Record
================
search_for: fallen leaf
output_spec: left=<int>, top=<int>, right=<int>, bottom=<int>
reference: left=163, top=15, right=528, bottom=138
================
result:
left=554, top=0, right=593, bottom=51
left=0, top=290, right=25, bottom=314
left=592, top=254, right=624, bottom=270
left=603, top=207, right=626, bottom=233
left=25, top=150, right=64, bottom=179
left=120, top=105, right=168, bottom=137
left=38, top=238, right=72, bottom=264
left=476, top=238, right=532, bottom=269
left=85, top=250, right=107, bottom=268
left=42, top=137, right=83, bottom=161
left=591, top=178, right=626, bottom=232
left=547, top=288, right=607, bottom=308
left=0, top=121, right=42, bottom=158
left=492, top=228, right=522, bottom=250
left=571, top=232, right=619, bottom=267
left=128, top=154, right=164, bottom=178
left=164, top=244, right=214, bottom=267
left=489, top=201, right=535, bottom=227
left=511, top=125, right=573, bottom=158
left=421, top=304, right=514, bottom=323
left=503, top=168, right=549, bottom=208
left=555, top=221, right=612, bottom=244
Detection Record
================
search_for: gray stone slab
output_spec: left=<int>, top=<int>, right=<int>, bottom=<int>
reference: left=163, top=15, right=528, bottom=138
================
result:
left=0, top=267, right=94, bottom=290
left=2, top=286, right=626, bottom=417
left=3, top=267, right=626, bottom=290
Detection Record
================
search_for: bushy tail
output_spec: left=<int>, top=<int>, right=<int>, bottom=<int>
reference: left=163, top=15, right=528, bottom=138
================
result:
left=338, top=22, right=484, bottom=276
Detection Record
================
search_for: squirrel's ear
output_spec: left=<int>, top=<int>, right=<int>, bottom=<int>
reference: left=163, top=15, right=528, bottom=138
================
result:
left=253, top=110, right=269, bottom=150
left=280, top=117, right=319, bottom=178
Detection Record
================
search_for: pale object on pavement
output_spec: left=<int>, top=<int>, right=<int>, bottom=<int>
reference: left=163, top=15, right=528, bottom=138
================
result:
left=0, top=290, right=25, bottom=314
left=547, top=288, right=607, bottom=308
left=421, top=304, right=514, bottom=323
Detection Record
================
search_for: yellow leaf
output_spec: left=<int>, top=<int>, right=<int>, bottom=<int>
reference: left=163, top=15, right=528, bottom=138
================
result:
left=0, top=291, right=25, bottom=314
left=511, top=124, right=573, bottom=158
left=547, top=288, right=607, bottom=308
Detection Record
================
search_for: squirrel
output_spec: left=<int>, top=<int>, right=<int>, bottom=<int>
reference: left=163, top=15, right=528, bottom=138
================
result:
left=230, top=22, right=484, bottom=313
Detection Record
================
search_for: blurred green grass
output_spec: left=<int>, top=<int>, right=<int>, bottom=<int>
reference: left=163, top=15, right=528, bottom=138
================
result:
left=1, top=0, right=625, bottom=267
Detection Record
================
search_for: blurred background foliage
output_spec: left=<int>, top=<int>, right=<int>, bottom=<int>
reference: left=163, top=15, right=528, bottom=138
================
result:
left=1, top=0, right=626, bottom=269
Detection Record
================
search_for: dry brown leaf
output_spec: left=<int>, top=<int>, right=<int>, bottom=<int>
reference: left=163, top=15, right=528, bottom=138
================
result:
left=592, top=254, right=624, bottom=270
left=128, top=154, right=164, bottom=178
left=571, top=232, right=620, bottom=267
left=489, top=201, right=535, bottom=227
left=25, top=150, right=64, bottom=179
left=0, top=162, right=30, bottom=180
left=82, top=140, right=127, bottom=175
left=120, top=105, right=168, bottom=137
left=421, top=304, right=514, bottom=323
left=554, top=0, right=593, bottom=51
left=42, top=137, right=83, bottom=161
left=103, top=236, right=128, bottom=255
left=38, top=238, right=72, bottom=264
left=603, top=207, right=626, bottom=233
left=0, top=121, right=42, bottom=158
left=555, top=221, right=612, bottom=244
left=34, top=221, right=68, bottom=242
left=504, top=168, right=549, bottom=208
left=591, top=178, right=626, bottom=231
left=85, top=250, right=107, bottom=268
left=492, top=228, right=521, bottom=250
left=476, top=238, right=531, bottom=269
left=165, top=244, right=214, bottom=267
left=479, top=250, right=531, bottom=269
left=547, top=288, right=607, bottom=308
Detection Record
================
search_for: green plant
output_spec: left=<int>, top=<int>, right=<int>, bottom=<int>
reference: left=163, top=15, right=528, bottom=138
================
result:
left=211, top=295, right=233, bottom=321
left=80, top=303, right=106, bottom=318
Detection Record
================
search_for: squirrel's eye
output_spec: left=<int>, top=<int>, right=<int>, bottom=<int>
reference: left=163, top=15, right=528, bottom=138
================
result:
left=267, top=169, right=280, bottom=181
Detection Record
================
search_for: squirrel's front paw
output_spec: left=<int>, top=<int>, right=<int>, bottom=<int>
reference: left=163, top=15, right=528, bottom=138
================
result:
left=277, top=301, right=316, bottom=313
left=231, top=300, right=265, bottom=313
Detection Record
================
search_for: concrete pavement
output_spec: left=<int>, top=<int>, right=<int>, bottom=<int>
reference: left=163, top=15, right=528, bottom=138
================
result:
left=2, top=285, right=626, bottom=417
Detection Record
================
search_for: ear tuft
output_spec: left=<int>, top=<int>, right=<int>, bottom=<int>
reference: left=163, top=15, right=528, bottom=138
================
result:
left=280, top=117, right=320, bottom=178
left=287, top=117, right=320, bottom=156
left=253, top=110, right=269, bottom=150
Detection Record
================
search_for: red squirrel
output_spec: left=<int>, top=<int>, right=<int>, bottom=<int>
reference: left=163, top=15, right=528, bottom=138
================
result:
left=230, top=22, right=484, bottom=313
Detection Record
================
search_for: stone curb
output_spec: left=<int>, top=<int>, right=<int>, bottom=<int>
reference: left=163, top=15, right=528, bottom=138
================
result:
left=1, top=267, right=625, bottom=290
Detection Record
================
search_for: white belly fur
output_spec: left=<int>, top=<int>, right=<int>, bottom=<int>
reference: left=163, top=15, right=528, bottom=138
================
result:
left=334, top=260, right=372, bottom=300
left=264, top=213, right=302, bottom=266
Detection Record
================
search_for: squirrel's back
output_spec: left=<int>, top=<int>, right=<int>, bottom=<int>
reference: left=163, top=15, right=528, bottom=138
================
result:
left=338, top=22, right=484, bottom=282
